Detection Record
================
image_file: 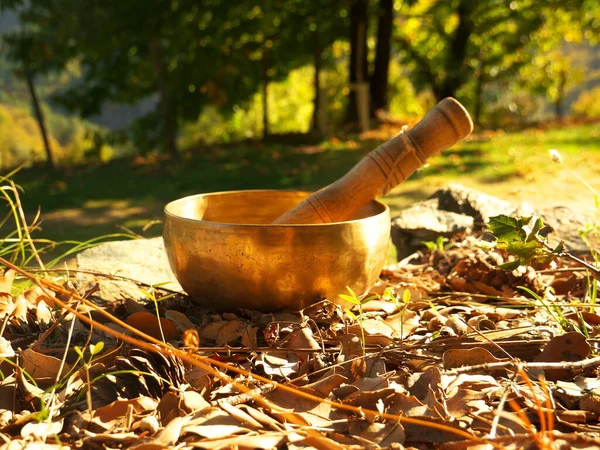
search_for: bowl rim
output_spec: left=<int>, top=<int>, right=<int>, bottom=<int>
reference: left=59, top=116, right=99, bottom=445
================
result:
left=164, top=189, right=390, bottom=228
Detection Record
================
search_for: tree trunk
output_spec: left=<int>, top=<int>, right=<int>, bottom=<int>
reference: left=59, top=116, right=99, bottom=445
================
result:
left=370, top=0, right=394, bottom=116
left=311, top=27, right=322, bottom=133
left=473, top=66, right=485, bottom=127
left=346, top=0, right=369, bottom=124
left=438, top=0, right=475, bottom=100
left=25, top=69, right=55, bottom=172
left=261, top=51, right=270, bottom=139
left=554, top=68, right=566, bottom=121
left=149, top=38, right=178, bottom=158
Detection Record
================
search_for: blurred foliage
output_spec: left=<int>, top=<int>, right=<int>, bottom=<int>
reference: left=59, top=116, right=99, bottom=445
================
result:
left=0, top=102, right=124, bottom=168
left=573, top=87, right=600, bottom=118
left=0, top=0, right=597, bottom=167
left=395, top=0, right=589, bottom=122
left=0, top=0, right=348, bottom=155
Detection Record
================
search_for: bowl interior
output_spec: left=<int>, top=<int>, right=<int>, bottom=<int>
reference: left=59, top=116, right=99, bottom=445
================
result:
left=165, top=190, right=387, bottom=225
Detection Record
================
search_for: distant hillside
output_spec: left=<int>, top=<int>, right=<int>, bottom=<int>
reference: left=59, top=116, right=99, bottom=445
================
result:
left=0, top=10, right=151, bottom=132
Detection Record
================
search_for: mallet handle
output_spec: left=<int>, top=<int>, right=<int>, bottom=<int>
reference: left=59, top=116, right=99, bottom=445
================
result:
left=273, top=97, right=473, bottom=224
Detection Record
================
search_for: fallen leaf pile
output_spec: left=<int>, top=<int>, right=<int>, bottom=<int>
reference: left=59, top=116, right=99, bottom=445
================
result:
left=1, top=232, right=600, bottom=449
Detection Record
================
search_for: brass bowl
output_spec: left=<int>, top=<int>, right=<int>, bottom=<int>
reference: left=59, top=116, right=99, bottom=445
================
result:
left=163, top=190, right=390, bottom=311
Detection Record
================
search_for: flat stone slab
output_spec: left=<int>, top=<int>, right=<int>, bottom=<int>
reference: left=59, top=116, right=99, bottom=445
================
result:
left=76, top=237, right=182, bottom=302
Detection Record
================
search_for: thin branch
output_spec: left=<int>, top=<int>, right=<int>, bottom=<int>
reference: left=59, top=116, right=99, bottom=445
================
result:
left=212, top=383, right=276, bottom=407
left=443, top=355, right=600, bottom=376
left=439, top=430, right=600, bottom=450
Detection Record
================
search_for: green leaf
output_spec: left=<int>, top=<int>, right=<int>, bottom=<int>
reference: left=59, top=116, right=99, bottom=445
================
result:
left=402, top=289, right=411, bottom=304
left=360, top=295, right=379, bottom=305
left=526, top=216, right=545, bottom=242
left=152, top=281, right=174, bottom=288
left=498, top=260, right=521, bottom=271
left=157, top=292, right=177, bottom=302
left=487, top=215, right=526, bottom=243
left=344, top=309, right=358, bottom=320
left=339, top=294, right=360, bottom=305
left=138, top=288, right=155, bottom=301
left=436, top=236, right=449, bottom=248
left=505, top=239, right=541, bottom=262
left=89, top=341, right=104, bottom=356
left=423, top=241, right=436, bottom=251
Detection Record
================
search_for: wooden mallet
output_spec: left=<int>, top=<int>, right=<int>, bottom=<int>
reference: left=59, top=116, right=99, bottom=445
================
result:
left=273, top=97, right=473, bottom=225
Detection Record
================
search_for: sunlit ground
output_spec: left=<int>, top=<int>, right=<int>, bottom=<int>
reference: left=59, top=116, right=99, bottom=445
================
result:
left=7, top=122, right=600, bottom=263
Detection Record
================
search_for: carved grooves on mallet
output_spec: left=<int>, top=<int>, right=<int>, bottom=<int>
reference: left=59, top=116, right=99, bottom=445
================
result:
left=368, top=131, right=424, bottom=196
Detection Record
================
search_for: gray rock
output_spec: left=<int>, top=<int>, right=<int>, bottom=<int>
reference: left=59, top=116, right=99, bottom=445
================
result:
left=391, top=184, right=595, bottom=260
left=429, top=184, right=534, bottom=225
left=391, top=199, right=474, bottom=260
left=76, top=237, right=182, bottom=302
left=540, top=206, right=596, bottom=255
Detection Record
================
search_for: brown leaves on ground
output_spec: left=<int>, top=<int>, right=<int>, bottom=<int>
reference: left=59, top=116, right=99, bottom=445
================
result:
left=1, top=233, right=600, bottom=448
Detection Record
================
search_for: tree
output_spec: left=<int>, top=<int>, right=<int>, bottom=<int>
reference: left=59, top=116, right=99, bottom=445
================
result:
left=0, top=0, right=347, bottom=152
left=1, top=29, right=57, bottom=171
left=517, top=7, right=589, bottom=121
left=370, top=0, right=394, bottom=115
left=346, top=0, right=369, bottom=126
left=395, top=0, right=585, bottom=120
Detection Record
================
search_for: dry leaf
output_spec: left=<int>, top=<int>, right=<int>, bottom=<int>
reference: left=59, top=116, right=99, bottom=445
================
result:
left=304, top=373, right=347, bottom=397
left=35, top=300, right=53, bottom=325
left=580, top=393, right=600, bottom=415
left=219, top=402, right=263, bottom=429
left=165, top=309, right=196, bottom=331
left=0, top=338, right=14, bottom=358
left=0, top=293, right=15, bottom=319
left=349, top=421, right=406, bottom=447
left=384, top=309, right=420, bottom=338
left=184, top=423, right=251, bottom=439
left=157, top=390, right=210, bottom=425
left=185, top=366, right=213, bottom=393
left=535, top=331, right=590, bottom=380
left=346, top=319, right=394, bottom=346
left=565, top=311, right=600, bottom=326
left=237, top=405, right=283, bottom=429
left=442, top=347, right=504, bottom=370
left=137, top=415, right=160, bottom=435
left=337, top=334, right=363, bottom=358
left=350, top=359, right=366, bottom=380
left=216, top=319, right=245, bottom=346
left=187, top=432, right=286, bottom=449
left=361, top=300, right=398, bottom=314
left=182, top=329, right=200, bottom=353
left=21, top=418, right=64, bottom=439
left=255, top=353, right=299, bottom=378
left=201, top=320, right=229, bottom=342
left=21, top=348, right=71, bottom=381
left=282, top=327, right=321, bottom=361
left=0, top=270, right=15, bottom=294
left=126, top=311, right=178, bottom=341
left=147, top=416, right=189, bottom=447
left=241, top=325, right=258, bottom=347
left=94, top=397, right=158, bottom=426
left=12, top=294, right=28, bottom=323
left=341, top=388, right=397, bottom=411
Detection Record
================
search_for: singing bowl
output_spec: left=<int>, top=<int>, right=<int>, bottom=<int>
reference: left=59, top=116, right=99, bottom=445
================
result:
left=163, top=190, right=390, bottom=312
